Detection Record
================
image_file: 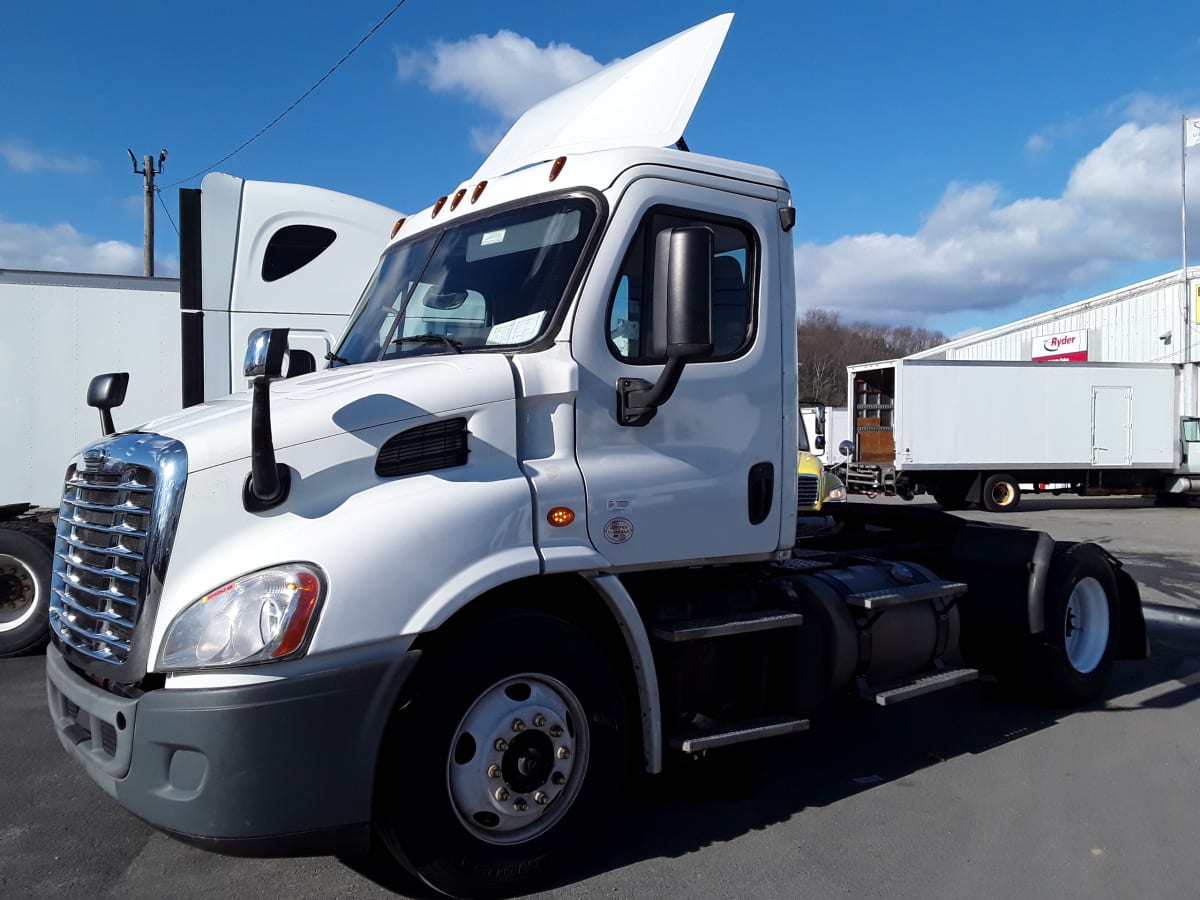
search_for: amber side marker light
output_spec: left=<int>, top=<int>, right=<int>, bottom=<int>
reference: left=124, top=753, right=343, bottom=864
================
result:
left=547, top=507, right=575, bottom=527
left=431, top=196, right=448, bottom=218
left=450, top=188, right=467, bottom=211
left=390, top=217, right=407, bottom=239
left=549, top=156, right=567, bottom=181
left=471, top=181, right=488, bottom=203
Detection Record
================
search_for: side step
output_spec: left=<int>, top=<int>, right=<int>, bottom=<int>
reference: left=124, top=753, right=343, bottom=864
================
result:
left=859, top=667, right=979, bottom=706
left=668, top=713, right=811, bottom=753
left=648, top=609, right=803, bottom=643
left=846, top=580, right=967, bottom=610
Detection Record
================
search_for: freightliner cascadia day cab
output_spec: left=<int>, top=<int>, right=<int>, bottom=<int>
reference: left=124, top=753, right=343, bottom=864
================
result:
left=47, top=16, right=1146, bottom=897
left=0, top=175, right=399, bottom=657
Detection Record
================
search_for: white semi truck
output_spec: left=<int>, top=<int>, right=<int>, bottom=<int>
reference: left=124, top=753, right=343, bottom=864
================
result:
left=841, top=358, right=1200, bottom=510
left=0, top=175, right=398, bottom=656
left=46, top=16, right=1147, bottom=898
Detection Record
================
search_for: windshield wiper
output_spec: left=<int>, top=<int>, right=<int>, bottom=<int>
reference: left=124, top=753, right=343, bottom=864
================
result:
left=325, top=351, right=349, bottom=365
left=393, top=333, right=464, bottom=354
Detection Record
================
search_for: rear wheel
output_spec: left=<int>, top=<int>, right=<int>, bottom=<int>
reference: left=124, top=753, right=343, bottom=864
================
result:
left=981, top=474, right=1021, bottom=512
left=1032, top=542, right=1120, bottom=704
left=0, top=522, right=55, bottom=658
left=373, top=611, right=627, bottom=898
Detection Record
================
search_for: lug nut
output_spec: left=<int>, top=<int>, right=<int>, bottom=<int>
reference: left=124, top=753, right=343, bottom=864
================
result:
left=556, top=746, right=570, bottom=760
left=495, top=787, right=510, bottom=802
left=487, top=764, right=501, bottom=778
left=549, top=725, right=563, bottom=738
left=534, top=791, right=549, bottom=805
left=513, top=798, right=528, bottom=812
left=533, top=713, right=547, bottom=728
left=494, top=738, right=508, bottom=752
left=551, top=771, right=566, bottom=786
left=512, top=719, right=526, bottom=732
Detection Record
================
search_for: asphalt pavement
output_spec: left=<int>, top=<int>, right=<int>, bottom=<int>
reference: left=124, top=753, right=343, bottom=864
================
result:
left=2, top=495, right=1198, bottom=899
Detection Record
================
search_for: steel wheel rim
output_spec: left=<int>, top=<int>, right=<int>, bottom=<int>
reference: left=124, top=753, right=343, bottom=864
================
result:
left=991, top=482, right=1015, bottom=506
left=0, top=553, right=39, bottom=632
left=1064, top=576, right=1109, bottom=674
left=447, top=673, right=589, bottom=845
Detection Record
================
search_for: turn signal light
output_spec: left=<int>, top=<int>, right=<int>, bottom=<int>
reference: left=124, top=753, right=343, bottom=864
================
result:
left=547, top=507, right=575, bottom=527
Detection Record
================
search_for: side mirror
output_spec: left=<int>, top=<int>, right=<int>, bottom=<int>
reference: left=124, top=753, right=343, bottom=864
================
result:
left=815, top=434, right=826, bottom=452
left=652, top=226, right=714, bottom=360
left=244, top=328, right=289, bottom=380
left=619, top=227, right=714, bottom=427
left=87, top=372, right=130, bottom=436
left=838, top=439, right=855, bottom=459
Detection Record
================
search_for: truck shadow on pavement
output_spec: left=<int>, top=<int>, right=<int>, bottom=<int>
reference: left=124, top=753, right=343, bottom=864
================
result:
left=342, top=611, right=1200, bottom=898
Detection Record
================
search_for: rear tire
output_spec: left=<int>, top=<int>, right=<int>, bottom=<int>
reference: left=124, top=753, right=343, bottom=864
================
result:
left=0, top=522, right=55, bottom=658
left=1032, top=542, right=1120, bottom=705
left=373, top=610, right=627, bottom=898
left=981, top=474, right=1021, bottom=512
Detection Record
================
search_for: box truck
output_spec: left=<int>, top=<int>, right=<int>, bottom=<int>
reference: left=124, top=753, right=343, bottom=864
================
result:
left=45, top=16, right=1146, bottom=897
left=841, top=358, right=1200, bottom=510
left=0, top=175, right=399, bottom=656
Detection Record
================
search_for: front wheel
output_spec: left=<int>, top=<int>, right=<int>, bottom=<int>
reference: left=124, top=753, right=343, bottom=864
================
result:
left=374, top=611, right=627, bottom=898
left=0, top=522, right=55, bottom=658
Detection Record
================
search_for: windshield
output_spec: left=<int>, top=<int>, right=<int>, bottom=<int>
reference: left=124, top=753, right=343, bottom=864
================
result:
left=798, top=413, right=811, bottom=453
left=335, top=196, right=598, bottom=364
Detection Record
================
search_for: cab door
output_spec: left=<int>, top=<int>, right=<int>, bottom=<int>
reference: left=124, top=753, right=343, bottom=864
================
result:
left=571, top=176, right=787, bottom=567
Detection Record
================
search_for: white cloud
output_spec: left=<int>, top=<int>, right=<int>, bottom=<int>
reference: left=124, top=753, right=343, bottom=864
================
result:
left=396, top=30, right=603, bottom=152
left=0, top=217, right=178, bottom=276
left=1, top=140, right=95, bottom=174
left=796, top=115, right=1188, bottom=326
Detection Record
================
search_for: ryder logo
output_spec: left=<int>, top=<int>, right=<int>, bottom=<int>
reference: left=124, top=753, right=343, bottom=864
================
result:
left=1043, top=335, right=1077, bottom=351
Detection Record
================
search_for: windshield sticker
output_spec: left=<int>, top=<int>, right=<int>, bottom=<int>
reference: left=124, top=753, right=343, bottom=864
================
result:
left=480, top=229, right=506, bottom=246
left=486, top=311, right=545, bottom=345
left=603, top=517, right=634, bottom=544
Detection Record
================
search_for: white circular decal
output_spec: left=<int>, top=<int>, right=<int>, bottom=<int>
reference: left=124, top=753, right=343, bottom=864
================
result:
left=603, top=517, right=634, bottom=544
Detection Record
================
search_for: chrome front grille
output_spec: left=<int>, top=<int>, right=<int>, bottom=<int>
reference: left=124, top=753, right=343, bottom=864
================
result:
left=50, top=432, right=188, bottom=675
left=51, top=466, right=155, bottom=663
left=797, top=474, right=821, bottom=509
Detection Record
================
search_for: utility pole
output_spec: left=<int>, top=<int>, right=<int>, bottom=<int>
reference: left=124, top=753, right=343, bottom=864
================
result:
left=128, top=149, right=168, bottom=276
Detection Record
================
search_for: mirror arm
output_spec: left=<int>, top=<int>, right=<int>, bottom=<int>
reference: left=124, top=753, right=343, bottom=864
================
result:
left=617, top=354, right=688, bottom=427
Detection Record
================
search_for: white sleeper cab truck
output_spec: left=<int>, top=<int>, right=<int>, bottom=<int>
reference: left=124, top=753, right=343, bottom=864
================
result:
left=0, top=175, right=398, bottom=657
left=47, top=16, right=1146, bottom=898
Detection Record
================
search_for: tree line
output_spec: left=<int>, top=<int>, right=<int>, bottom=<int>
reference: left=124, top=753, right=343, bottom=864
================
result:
left=796, top=309, right=947, bottom=406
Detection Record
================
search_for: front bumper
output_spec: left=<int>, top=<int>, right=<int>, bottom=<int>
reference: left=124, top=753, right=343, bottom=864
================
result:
left=46, top=640, right=420, bottom=856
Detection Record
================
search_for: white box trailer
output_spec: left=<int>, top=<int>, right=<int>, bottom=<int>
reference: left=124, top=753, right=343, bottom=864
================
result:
left=842, top=358, right=1200, bottom=510
left=0, top=174, right=399, bottom=656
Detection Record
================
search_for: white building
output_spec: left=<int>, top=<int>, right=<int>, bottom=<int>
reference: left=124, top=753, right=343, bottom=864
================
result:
left=910, top=267, right=1200, bottom=414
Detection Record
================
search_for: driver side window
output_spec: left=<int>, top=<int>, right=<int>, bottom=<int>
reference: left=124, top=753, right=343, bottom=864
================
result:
left=607, top=207, right=757, bottom=363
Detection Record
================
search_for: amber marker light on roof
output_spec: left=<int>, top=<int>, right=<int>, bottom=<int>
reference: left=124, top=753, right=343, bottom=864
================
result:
left=431, top=196, right=447, bottom=217
left=547, top=507, right=575, bottom=527
left=549, top=156, right=567, bottom=181
left=390, top=217, right=407, bottom=239
left=450, top=188, right=467, bottom=211
left=471, top=181, right=488, bottom=203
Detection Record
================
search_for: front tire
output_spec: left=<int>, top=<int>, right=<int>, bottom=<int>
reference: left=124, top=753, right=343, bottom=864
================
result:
left=0, top=522, right=55, bottom=658
left=374, top=611, right=627, bottom=898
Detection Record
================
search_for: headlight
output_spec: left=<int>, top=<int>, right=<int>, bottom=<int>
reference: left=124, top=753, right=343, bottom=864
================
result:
left=826, top=484, right=848, bottom=502
left=160, top=563, right=325, bottom=670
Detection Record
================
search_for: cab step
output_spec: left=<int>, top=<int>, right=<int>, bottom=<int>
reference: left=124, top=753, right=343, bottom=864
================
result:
left=648, top=609, right=803, bottom=643
left=859, top=666, right=979, bottom=706
left=846, top=580, right=967, bottom=610
left=668, top=713, right=810, bottom=753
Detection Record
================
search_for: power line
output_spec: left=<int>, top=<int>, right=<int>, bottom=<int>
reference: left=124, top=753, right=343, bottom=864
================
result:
left=163, top=0, right=410, bottom=189
left=156, top=186, right=180, bottom=239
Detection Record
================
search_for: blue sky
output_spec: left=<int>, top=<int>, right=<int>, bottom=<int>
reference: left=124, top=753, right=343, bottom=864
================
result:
left=2, top=0, right=1198, bottom=336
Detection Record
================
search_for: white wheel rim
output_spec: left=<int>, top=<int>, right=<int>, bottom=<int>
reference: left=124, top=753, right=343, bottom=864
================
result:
left=1064, top=576, right=1109, bottom=674
left=446, top=673, right=589, bottom=845
left=0, top=553, right=40, bottom=633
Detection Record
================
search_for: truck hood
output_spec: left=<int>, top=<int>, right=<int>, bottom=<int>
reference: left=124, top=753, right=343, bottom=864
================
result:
left=138, top=355, right=516, bottom=473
